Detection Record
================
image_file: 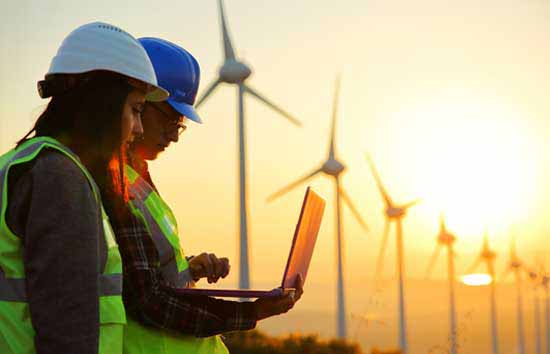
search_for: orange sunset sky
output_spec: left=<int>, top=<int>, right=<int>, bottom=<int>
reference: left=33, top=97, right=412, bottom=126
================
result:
left=1, top=1, right=550, bottom=352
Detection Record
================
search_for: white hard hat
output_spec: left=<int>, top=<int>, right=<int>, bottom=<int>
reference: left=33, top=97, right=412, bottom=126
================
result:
left=45, top=22, right=169, bottom=101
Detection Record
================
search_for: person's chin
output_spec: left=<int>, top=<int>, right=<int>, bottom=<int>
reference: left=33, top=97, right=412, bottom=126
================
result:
left=137, top=147, right=159, bottom=161
left=146, top=145, right=166, bottom=161
left=147, top=152, right=160, bottom=161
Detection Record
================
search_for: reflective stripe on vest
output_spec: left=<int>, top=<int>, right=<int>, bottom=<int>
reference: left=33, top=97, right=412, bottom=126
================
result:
left=124, top=164, right=228, bottom=354
left=0, top=137, right=126, bottom=354
left=0, top=272, right=122, bottom=302
left=126, top=165, right=192, bottom=286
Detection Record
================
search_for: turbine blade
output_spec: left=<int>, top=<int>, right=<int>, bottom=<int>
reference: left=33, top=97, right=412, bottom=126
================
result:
left=267, top=167, right=321, bottom=202
left=499, top=267, right=512, bottom=282
left=328, top=76, right=341, bottom=159
left=425, top=244, right=442, bottom=279
left=402, top=199, right=421, bottom=210
left=510, top=236, right=519, bottom=263
left=439, top=213, right=447, bottom=234
left=365, top=153, right=393, bottom=207
left=338, top=186, right=368, bottom=231
left=195, top=78, right=221, bottom=108
left=218, top=0, right=236, bottom=60
left=483, top=228, right=490, bottom=251
left=243, top=85, right=301, bottom=126
left=375, top=220, right=391, bottom=279
left=466, top=256, right=483, bottom=274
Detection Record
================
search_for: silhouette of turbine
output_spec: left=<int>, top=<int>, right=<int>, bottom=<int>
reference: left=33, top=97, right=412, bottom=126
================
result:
left=268, top=77, right=367, bottom=339
left=196, top=0, right=301, bottom=290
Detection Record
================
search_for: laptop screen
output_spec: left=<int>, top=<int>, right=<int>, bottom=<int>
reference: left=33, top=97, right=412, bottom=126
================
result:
left=281, top=187, right=326, bottom=289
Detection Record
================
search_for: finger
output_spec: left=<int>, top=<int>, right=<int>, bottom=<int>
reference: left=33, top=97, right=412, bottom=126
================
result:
left=294, top=273, right=304, bottom=290
left=210, top=254, right=222, bottom=283
left=194, top=264, right=206, bottom=280
left=189, top=255, right=206, bottom=279
left=201, top=253, right=214, bottom=283
left=220, top=258, right=230, bottom=278
left=294, top=274, right=304, bottom=301
left=279, top=296, right=295, bottom=313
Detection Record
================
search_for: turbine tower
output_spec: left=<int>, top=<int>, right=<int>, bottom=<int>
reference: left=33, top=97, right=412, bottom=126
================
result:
left=542, top=268, right=550, bottom=354
left=425, top=214, right=458, bottom=354
left=527, top=266, right=542, bottom=354
left=368, top=155, right=419, bottom=354
left=467, top=231, right=499, bottom=354
left=499, top=238, right=526, bottom=354
left=267, top=77, right=368, bottom=339
left=196, top=0, right=301, bottom=290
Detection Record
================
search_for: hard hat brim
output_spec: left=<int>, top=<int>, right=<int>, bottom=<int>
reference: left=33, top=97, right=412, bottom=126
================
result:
left=45, top=68, right=170, bottom=102
left=168, top=99, right=202, bottom=124
left=146, top=86, right=170, bottom=102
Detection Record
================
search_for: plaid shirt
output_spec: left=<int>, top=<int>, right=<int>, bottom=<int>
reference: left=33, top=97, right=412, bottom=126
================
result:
left=112, top=161, right=257, bottom=337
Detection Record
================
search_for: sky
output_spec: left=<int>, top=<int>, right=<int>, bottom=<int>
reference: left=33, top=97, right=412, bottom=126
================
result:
left=1, top=0, right=550, bottom=351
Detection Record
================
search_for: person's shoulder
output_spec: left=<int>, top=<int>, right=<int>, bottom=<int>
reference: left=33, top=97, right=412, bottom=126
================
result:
left=31, top=148, right=90, bottom=187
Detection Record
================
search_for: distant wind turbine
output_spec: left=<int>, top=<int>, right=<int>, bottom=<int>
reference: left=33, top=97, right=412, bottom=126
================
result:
left=527, top=266, right=543, bottom=354
left=467, top=231, right=499, bottom=354
left=267, top=77, right=368, bottom=339
left=542, top=268, right=550, bottom=354
left=196, top=0, right=301, bottom=290
left=425, top=214, right=458, bottom=354
left=499, top=238, right=526, bottom=354
left=367, top=155, right=420, bottom=354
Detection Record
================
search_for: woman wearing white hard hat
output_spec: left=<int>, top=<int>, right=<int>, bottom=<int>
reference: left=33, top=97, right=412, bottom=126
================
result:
left=0, top=22, right=167, bottom=354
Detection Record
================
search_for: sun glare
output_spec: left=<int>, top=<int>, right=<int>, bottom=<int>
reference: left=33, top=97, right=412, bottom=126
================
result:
left=393, top=92, right=539, bottom=238
left=461, top=273, right=492, bottom=286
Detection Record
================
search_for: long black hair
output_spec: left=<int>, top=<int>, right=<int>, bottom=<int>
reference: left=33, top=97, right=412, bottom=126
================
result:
left=19, top=71, right=133, bottom=216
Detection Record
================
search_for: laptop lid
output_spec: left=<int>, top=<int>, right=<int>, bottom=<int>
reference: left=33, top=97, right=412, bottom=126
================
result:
left=174, top=187, right=325, bottom=298
left=280, top=187, right=326, bottom=289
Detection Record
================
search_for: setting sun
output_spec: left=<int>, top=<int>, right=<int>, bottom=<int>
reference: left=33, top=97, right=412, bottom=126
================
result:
left=461, top=273, right=493, bottom=286
left=390, top=92, right=540, bottom=237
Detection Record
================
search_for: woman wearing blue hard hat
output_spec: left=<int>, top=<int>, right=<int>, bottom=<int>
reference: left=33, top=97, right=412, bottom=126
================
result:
left=120, top=37, right=303, bottom=354
left=0, top=22, right=168, bottom=354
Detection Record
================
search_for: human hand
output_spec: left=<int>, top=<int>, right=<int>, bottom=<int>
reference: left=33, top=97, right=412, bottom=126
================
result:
left=254, top=274, right=304, bottom=321
left=188, top=252, right=230, bottom=283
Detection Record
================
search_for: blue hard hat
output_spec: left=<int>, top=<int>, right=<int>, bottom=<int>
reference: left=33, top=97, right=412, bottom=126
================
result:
left=139, top=37, right=202, bottom=123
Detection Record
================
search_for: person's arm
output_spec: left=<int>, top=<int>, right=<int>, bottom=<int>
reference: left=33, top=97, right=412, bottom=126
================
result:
left=113, top=208, right=258, bottom=337
left=10, top=151, right=101, bottom=354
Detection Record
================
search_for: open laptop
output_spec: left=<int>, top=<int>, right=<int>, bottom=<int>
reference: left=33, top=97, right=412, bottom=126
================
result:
left=176, top=187, right=326, bottom=298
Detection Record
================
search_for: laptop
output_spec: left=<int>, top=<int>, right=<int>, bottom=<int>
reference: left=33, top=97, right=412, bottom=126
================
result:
left=176, top=187, right=326, bottom=298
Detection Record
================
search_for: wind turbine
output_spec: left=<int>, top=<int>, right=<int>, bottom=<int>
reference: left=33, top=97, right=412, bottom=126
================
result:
left=196, top=0, right=301, bottom=290
left=267, top=77, right=368, bottom=339
left=368, top=155, right=419, bottom=354
left=499, top=238, right=526, bottom=354
left=542, top=267, right=550, bottom=354
left=527, top=266, right=543, bottom=354
left=467, top=231, right=499, bottom=354
left=425, top=214, right=458, bottom=354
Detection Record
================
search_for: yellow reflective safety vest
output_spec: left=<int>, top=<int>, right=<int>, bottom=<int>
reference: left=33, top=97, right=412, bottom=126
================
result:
left=0, top=137, right=126, bottom=354
left=124, top=164, right=228, bottom=354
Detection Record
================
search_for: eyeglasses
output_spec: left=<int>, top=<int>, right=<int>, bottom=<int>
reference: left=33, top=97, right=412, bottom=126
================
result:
left=148, top=103, right=187, bottom=136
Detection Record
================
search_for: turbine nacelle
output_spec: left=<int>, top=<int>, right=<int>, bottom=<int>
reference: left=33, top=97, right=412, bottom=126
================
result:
left=510, top=260, right=522, bottom=270
left=528, top=270, right=540, bottom=282
left=322, top=158, right=345, bottom=176
left=386, top=206, right=406, bottom=219
left=219, top=59, right=252, bottom=83
left=438, top=232, right=456, bottom=245
left=482, top=249, right=496, bottom=261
